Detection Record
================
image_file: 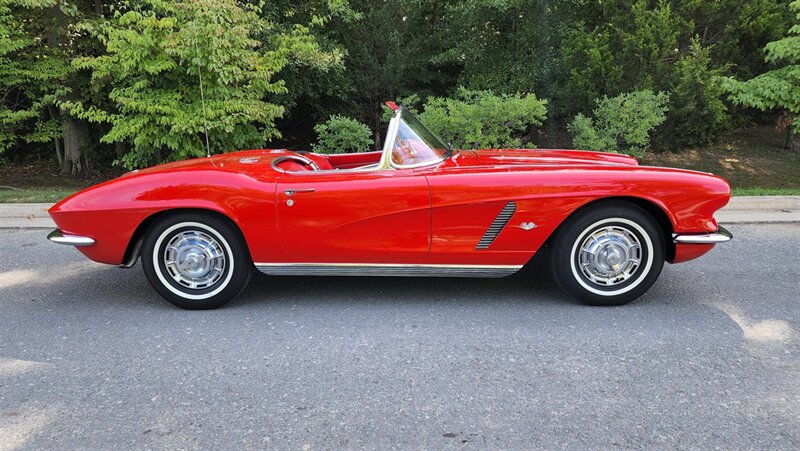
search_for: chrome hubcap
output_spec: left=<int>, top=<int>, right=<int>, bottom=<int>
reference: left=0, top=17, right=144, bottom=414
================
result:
left=578, top=225, right=642, bottom=286
left=163, top=230, right=226, bottom=289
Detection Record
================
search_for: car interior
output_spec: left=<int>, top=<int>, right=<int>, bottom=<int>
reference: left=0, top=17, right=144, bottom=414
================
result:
left=273, top=105, right=450, bottom=173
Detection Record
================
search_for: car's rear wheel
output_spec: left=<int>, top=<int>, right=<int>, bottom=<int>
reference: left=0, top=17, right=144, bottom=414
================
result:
left=142, top=213, right=252, bottom=309
left=550, top=201, right=665, bottom=306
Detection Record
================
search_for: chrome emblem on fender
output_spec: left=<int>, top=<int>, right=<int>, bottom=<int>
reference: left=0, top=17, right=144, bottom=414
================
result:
left=519, top=222, right=537, bottom=230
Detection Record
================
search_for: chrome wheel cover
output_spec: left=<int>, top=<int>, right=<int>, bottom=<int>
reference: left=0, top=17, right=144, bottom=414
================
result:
left=577, top=225, right=642, bottom=287
left=163, top=230, right=226, bottom=290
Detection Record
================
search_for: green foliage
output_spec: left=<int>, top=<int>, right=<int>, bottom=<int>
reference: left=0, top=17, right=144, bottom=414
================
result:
left=65, top=0, right=337, bottom=169
left=0, top=0, right=68, bottom=153
left=418, top=88, right=548, bottom=149
left=721, top=0, right=800, bottom=116
left=433, top=1, right=565, bottom=97
left=569, top=90, right=670, bottom=158
left=2, top=0, right=797, bottom=168
left=380, top=94, right=421, bottom=122
left=554, top=0, right=783, bottom=146
left=311, top=115, right=372, bottom=153
left=608, top=0, right=687, bottom=89
left=557, top=26, right=623, bottom=117
left=668, top=38, right=730, bottom=147
left=307, top=0, right=458, bottom=140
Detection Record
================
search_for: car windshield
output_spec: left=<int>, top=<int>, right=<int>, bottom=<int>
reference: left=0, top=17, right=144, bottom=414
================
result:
left=385, top=107, right=451, bottom=168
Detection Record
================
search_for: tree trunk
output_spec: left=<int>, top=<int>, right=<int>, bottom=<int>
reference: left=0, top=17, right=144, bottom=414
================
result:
left=54, top=137, right=64, bottom=166
left=47, top=105, right=63, bottom=165
left=46, top=3, right=91, bottom=176
left=785, top=123, right=795, bottom=153
left=61, top=116, right=91, bottom=176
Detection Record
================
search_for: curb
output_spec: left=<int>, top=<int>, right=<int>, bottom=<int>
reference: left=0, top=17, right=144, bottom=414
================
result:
left=0, top=203, right=53, bottom=229
left=715, top=196, right=799, bottom=224
left=1, top=196, right=798, bottom=230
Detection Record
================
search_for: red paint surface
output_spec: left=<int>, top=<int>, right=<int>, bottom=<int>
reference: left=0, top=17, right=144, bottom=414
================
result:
left=49, top=148, right=730, bottom=266
left=671, top=243, right=716, bottom=263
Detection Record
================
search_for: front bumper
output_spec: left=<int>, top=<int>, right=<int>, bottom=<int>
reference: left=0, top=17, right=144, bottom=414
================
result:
left=47, top=229, right=95, bottom=247
left=672, top=225, right=733, bottom=244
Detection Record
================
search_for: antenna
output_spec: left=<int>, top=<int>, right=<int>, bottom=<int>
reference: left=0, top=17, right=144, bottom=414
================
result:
left=194, top=38, right=211, bottom=158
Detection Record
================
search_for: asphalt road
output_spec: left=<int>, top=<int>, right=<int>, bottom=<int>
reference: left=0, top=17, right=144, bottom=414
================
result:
left=1, top=223, right=798, bottom=450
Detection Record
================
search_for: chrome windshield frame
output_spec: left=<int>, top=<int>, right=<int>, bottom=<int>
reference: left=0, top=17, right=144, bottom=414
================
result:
left=378, top=107, right=449, bottom=170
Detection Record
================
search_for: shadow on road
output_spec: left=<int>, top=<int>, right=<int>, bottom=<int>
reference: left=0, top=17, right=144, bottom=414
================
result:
left=1, top=247, right=580, bottom=311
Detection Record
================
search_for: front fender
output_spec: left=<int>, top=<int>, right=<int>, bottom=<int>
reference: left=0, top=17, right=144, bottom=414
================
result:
left=49, top=169, right=277, bottom=265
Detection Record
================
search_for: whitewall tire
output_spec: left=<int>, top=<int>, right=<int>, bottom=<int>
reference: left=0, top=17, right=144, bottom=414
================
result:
left=142, top=213, right=252, bottom=309
left=551, top=201, right=665, bottom=306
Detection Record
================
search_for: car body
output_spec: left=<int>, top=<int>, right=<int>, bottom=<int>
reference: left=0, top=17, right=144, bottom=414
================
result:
left=48, top=103, right=732, bottom=308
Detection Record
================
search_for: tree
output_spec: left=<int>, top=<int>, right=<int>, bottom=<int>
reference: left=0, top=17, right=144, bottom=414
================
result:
left=554, top=0, right=783, bottom=146
left=65, top=0, right=337, bottom=169
left=667, top=38, right=730, bottom=148
left=721, top=0, right=800, bottom=152
left=0, top=0, right=61, bottom=153
left=317, top=0, right=456, bottom=149
left=0, top=0, right=97, bottom=175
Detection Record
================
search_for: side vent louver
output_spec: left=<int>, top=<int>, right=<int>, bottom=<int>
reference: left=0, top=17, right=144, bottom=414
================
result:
left=476, top=201, right=516, bottom=249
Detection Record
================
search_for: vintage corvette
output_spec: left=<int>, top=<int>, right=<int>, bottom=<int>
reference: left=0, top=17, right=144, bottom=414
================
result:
left=47, top=102, right=732, bottom=309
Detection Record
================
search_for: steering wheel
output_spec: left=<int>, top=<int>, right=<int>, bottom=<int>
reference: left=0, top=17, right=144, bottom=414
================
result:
left=281, top=155, right=320, bottom=171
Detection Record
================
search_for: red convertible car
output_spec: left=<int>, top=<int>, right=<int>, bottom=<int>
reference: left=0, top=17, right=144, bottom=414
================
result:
left=48, top=103, right=732, bottom=309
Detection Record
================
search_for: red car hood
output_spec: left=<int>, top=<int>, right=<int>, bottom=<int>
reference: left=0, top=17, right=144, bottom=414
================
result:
left=452, top=148, right=639, bottom=168
left=120, top=149, right=277, bottom=177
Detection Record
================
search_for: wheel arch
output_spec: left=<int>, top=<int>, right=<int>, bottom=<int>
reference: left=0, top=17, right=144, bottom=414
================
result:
left=120, top=208, right=251, bottom=268
left=544, top=196, right=676, bottom=261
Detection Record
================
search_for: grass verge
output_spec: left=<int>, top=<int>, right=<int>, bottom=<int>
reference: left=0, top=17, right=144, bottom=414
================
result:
left=731, top=187, right=800, bottom=196
left=0, top=187, right=77, bottom=203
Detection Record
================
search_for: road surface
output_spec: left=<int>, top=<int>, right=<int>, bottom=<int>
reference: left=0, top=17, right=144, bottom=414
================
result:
left=1, top=223, right=798, bottom=449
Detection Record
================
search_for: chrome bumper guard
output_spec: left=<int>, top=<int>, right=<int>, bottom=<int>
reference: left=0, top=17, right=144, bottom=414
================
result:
left=47, top=229, right=95, bottom=247
left=672, top=225, right=732, bottom=244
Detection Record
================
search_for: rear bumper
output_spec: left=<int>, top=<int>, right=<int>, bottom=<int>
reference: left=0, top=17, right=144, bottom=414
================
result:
left=672, top=225, right=732, bottom=244
left=47, top=229, right=95, bottom=247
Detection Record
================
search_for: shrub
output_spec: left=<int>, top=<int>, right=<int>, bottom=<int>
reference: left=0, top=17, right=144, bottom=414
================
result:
left=568, top=90, right=669, bottom=158
left=312, top=115, right=373, bottom=154
left=418, top=88, right=548, bottom=149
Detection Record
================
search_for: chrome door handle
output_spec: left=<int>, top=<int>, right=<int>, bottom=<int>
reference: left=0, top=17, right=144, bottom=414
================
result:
left=284, top=188, right=315, bottom=196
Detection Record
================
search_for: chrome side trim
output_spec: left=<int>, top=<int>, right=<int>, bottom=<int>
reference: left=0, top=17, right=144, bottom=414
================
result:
left=672, top=225, right=733, bottom=244
left=47, top=229, right=95, bottom=247
left=476, top=201, right=517, bottom=249
left=255, top=263, right=522, bottom=278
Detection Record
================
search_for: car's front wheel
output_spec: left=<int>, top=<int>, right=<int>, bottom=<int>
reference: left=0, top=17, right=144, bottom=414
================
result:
left=141, top=213, right=252, bottom=309
left=550, top=201, right=665, bottom=306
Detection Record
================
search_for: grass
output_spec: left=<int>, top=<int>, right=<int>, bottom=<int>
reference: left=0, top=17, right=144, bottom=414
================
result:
left=731, top=187, right=800, bottom=196
left=0, top=187, right=77, bottom=203
left=0, top=160, right=116, bottom=203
